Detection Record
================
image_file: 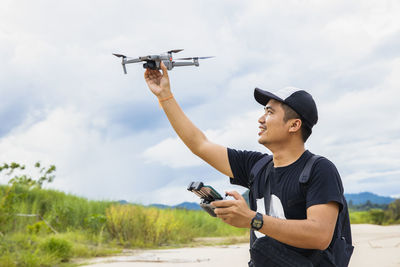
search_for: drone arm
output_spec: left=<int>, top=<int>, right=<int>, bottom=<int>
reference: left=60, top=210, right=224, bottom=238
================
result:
left=172, top=61, right=198, bottom=68
left=125, top=58, right=142, bottom=64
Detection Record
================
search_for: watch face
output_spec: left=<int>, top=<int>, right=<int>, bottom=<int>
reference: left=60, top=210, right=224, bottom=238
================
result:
left=252, top=219, right=263, bottom=229
left=251, top=213, right=263, bottom=230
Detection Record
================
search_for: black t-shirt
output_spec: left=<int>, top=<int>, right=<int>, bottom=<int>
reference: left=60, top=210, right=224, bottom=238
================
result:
left=228, top=148, right=352, bottom=256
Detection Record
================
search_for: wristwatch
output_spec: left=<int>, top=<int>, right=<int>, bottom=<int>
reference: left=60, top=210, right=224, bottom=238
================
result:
left=251, top=212, right=264, bottom=231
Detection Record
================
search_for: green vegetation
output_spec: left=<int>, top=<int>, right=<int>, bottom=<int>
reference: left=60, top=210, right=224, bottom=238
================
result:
left=2, top=161, right=399, bottom=266
left=0, top=162, right=247, bottom=266
left=349, top=199, right=400, bottom=225
left=348, top=200, right=388, bottom=211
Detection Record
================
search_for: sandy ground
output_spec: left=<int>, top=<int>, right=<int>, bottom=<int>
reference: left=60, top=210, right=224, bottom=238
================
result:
left=80, top=224, right=400, bottom=267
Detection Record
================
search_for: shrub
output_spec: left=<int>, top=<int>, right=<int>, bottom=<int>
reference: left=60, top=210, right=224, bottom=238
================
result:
left=369, top=209, right=385, bottom=225
left=40, top=237, right=72, bottom=262
left=26, top=221, right=53, bottom=235
left=0, top=253, right=16, bottom=267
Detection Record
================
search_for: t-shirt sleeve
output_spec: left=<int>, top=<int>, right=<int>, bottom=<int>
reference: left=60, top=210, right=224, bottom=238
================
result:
left=305, top=158, right=344, bottom=212
left=227, top=148, right=265, bottom=188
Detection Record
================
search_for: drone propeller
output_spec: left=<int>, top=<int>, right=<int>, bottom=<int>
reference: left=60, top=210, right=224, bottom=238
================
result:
left=175, top=56, right=215, bottom=60
left=113, top=53, right=127, bottom=58
left=168, top=49, right=184, bottom=54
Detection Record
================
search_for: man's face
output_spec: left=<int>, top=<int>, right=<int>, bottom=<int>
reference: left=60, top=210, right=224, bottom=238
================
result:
left=257, top=99, right=290, bottom=146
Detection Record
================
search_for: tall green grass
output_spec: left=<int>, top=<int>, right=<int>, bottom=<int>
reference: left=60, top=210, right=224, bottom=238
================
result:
left=106, top=204, right=247, bottom=247
left=0, top=184, right=247, bottom=266
left=0, top=184, right=113, bottom=233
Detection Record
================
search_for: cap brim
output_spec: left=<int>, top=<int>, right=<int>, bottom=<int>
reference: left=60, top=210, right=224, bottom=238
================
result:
left=254, top=87, right=284, bottom=106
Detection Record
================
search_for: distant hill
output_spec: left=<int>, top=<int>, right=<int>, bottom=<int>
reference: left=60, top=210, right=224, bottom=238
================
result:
left=118, top=200, right=202, bottom=210
left=174, top=202, right=202, bottom=210
left=119, top=192, right=396, bottom=210
left=345, top=192, right=396, bottom=205
left=149, top=203, right=171, bottom=209
left=149, top=202, right=202, bottom=210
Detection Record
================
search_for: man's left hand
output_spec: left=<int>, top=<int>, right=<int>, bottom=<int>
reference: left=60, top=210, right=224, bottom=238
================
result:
left=212, top=191, right=256, bottom=228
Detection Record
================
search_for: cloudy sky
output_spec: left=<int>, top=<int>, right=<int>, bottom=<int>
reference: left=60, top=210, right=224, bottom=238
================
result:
left=1, top=0, right=399, bottom=205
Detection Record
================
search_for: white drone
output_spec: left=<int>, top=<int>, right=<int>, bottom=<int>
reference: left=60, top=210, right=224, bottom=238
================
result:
left=113, top=49, right=214, bottom=74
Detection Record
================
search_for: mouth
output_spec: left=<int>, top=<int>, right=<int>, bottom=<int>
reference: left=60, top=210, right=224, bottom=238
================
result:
left=258, top=126, right=266, bottom=136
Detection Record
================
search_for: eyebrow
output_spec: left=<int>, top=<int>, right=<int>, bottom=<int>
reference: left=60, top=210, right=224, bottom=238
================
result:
left=264, top=106, right=275, bottom=112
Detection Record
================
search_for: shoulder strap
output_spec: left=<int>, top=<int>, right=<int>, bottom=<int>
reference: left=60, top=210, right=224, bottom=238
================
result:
left=249, top=155, right=273, bottom=247
left=248, top=155, right=273, bottom=210
left=249, top=155, right=274, bottom=210
left=249, top=155, right=273, bottom=187
left=262, top=160, right=274, bottom=215
left=299, top=155, right=323, bottom=184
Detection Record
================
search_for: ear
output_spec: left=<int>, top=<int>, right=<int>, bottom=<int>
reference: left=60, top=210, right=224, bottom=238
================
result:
left=288, top=119, right=302, bottom=133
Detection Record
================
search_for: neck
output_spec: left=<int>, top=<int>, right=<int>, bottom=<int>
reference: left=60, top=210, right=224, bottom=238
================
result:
left=267, top=141, right=306, bottom=167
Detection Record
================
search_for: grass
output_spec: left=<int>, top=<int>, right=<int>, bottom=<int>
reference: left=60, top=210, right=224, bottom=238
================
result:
left=0, top=184, right=248, bottom=266
left=106, top=204, right=247, bottom=247
left=3, top=183, right=398, bottom=266
left=0, top=231, right=121, bottom=267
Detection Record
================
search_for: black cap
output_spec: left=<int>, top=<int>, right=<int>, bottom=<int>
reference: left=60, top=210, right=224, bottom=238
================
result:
left=254, top=87, right=318, bottom=128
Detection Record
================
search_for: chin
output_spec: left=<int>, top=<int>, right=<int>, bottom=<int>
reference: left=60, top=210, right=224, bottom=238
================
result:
left=258, top=137, right=267, bottom=145
left=258, top=135, right=273, bottom=147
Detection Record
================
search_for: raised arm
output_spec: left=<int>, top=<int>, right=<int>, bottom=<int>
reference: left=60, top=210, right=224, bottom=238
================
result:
left=144, top=62, right=233, bottom=177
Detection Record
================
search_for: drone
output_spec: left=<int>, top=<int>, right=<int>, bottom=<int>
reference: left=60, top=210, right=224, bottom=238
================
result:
left=113, top=49, right=214, bottom=74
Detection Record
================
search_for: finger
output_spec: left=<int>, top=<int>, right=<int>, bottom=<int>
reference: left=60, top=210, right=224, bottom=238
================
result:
left=211, top=200, right=236, bottom=208
left=160, top=61, right=169, bottom=77
left=225, top=191, right=243, bottom=201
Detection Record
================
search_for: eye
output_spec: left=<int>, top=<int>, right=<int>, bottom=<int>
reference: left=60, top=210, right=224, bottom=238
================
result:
left=264, top=108, right=272, bottom=114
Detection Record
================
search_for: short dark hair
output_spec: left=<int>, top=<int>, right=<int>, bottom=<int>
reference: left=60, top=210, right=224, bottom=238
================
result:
left=280, top=103, right=312, bottom=142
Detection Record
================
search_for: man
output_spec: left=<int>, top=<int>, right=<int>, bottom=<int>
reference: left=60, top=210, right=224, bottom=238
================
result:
left=144, top=62, right=353, bottom=266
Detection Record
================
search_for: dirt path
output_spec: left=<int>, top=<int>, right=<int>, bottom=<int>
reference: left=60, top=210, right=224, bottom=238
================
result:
left=349, top=224, right=400, bottom=267
left=80, top=224, right=400, bottom=267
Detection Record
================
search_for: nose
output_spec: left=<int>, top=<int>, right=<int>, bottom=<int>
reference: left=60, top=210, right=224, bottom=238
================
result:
left=258, top=113, right=266, bottom=124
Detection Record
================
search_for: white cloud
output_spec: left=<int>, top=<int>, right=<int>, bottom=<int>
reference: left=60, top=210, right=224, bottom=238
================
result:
left=1, top=0, right=400, bottom=204
left=142, top=110, right=263, bottom=168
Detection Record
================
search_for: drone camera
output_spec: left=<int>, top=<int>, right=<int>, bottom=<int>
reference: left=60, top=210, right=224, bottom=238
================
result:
left=143, top=60, right=158, bottom=70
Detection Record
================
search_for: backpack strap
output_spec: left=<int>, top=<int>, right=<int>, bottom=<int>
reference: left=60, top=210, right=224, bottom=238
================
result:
left=261, top=160, right=274, bottom=215
left=299, top=155, right=323, bottom=184
left=249, top=155, right=273, bottom=247
left=249, top=155, right=273, bottom=188
left=249, top=155, right=273, bottom=211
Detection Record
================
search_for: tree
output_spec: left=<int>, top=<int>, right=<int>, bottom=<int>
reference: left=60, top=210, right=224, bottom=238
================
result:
left=385, top=199, right=400, bottom=224
left=0, top=162, right=56, bottom=232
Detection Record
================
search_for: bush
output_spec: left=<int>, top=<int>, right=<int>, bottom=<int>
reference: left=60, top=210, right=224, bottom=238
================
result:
left=26, top=221, right=53, bottom=235
left=0, top=253, right=16, bottom=267
left=369, top=209, right=385, bottom=225
left=40, top=237, right=72, bottom=262
left=385, top=199, right=400, bottom=223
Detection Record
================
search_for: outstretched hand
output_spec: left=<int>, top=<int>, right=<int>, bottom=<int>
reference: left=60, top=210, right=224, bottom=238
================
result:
left=212, top=191, right=256, bottom=228
left=144, top=61, right=171, bottom=98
